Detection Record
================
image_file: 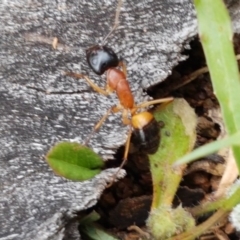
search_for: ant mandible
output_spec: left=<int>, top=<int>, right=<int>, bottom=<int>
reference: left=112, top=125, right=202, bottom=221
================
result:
left=65, top=0, right=173, bottom=186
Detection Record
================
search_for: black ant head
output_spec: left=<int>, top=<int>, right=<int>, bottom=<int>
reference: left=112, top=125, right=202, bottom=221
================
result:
left=86, top=45, right=119, bottom=75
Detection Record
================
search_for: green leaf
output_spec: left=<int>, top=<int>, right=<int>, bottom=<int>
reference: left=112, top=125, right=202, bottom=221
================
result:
left=79, top=211, right=118, bottom=240
left=149, top=98, right=197, bottom=208
left=194, top=0, right=240, bottom=171
left=175, top=131, right=240, bottom=166
left=79, top=211, right=101, bottom=225
left=147, top=99, right=197, bottom=239
left=80, top=223, right=118, bottom=240
left=46, top=142, right=104, bottom=181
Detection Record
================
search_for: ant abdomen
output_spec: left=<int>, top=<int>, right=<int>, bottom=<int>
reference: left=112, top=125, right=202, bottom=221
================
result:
left=86, top=45, right=119, bottom=75
left=131, top=112, right=161, bottom=155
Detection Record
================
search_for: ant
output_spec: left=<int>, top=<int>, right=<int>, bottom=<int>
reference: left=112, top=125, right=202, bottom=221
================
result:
left=65, top=0, right=173, bottom=186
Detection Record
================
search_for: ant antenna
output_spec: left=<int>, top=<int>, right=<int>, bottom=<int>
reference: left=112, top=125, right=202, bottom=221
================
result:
left=101, top=0, right=123, bottom=45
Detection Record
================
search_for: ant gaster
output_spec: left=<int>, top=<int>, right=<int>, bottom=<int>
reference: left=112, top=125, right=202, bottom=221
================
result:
left=65, top=0, right=173, bottom=186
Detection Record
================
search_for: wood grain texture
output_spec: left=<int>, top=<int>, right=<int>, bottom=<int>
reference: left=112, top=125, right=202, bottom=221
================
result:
left=0, top=0, right=239, bottom=239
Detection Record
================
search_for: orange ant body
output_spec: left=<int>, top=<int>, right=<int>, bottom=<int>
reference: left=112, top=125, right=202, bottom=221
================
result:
left=66, top=44, right=172, bottom=185
left=65, top=0, right=173, bottom=186
left=85, top=44, right=135, bottom=123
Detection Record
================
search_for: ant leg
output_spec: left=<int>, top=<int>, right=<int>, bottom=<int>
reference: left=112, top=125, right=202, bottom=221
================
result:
left=84, top=106, right=121, bottom=145
left=122, top=109, right=131, bottom=125
left=112, top=106, right=131, bottom=125
left=118, top=60, right=127, bottom=78
left=135, top=97, right=174, bottom=109
left=65, top=72, right=109, bottom=96
left=101, top=0, right=123, bottom=44
left=107, top=127, right=132, bottom=188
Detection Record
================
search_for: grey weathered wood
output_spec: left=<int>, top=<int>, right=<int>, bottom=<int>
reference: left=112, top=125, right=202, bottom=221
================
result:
left=0, top=0, right=239, bottom=239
